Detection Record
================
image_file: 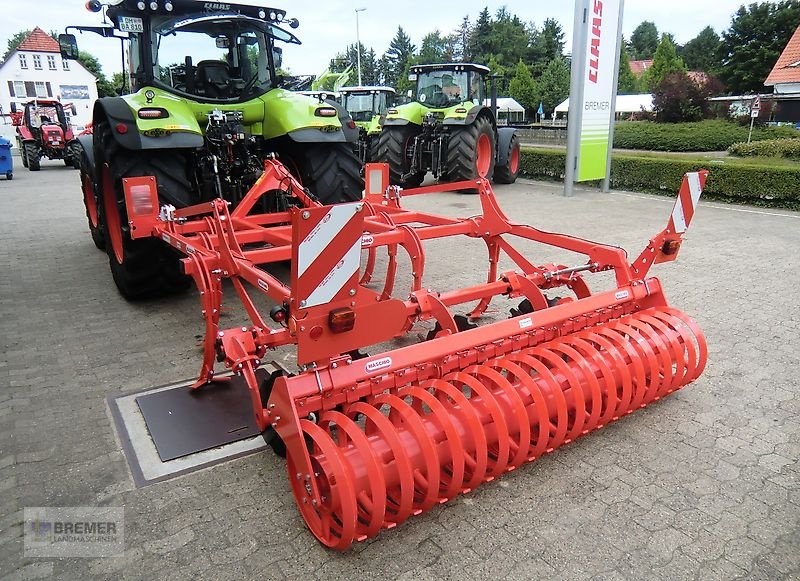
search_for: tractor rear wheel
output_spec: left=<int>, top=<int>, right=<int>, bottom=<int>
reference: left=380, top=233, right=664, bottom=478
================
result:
left=377, top=125, right=425, bottom=188
left=493, top=133, right=521, bottom=184
left=80, top=150, right=104, bottom=250
left=279, top=142, right=363, bottom=205
left=96, top=121, right=191, bottom=300
left=445, top=116, right=495, bottom=185
left=24, top=142, right=40, bottom=171
left=20, top=142, right=28, bottom=168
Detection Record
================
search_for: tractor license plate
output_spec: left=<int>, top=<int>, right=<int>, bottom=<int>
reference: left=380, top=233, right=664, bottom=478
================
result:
left=118, top=16, right=144, bottom=33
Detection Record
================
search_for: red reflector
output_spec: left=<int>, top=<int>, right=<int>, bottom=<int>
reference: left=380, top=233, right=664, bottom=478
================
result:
left=662, top=239, right=681, bottom=255
left=328, top=308, right=355, bottom=333
left=347, top=120, right=356, bottom=129
left=116, top=123, right=128, bottom=134
left=129, top=184, right=154, bottom=216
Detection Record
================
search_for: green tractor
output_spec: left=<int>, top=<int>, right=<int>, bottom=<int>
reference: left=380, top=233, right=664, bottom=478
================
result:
left=61, top=0, right=362, bottom=299
left=377, top=63, right=520, bottom=188
left=339, top=86, right=396, bottom=164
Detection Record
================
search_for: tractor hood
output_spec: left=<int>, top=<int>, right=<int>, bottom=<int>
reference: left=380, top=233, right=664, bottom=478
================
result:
left=383, top=99, right=484, bottom=127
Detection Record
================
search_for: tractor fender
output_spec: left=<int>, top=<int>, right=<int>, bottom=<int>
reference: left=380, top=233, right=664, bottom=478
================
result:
left=382, top=117, right=411, bottom=126
left=16, top=126, right=34, bottom=141
left=263, top=90, right=350, bottom=144
left=443, top=105, right=493, bottom=126
left=93, top=97, right=204, bottom=151
left=496, top=127, right=518, bottom=166
left=76, top=135, right=95, bottom=176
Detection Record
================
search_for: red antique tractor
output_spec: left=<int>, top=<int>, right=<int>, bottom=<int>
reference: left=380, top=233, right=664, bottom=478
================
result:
left=13, top=99, right=80, bottom=171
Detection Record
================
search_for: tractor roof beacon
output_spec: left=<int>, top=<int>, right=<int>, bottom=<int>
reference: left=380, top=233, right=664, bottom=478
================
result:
left=377, top=62, right=520, bottom=189
left=62, top=0, right=363, bottom=300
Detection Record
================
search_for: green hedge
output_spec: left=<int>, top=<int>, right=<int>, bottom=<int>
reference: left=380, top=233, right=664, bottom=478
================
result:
left=519, top=148, right=800, bottom=209
left=728, top=138, right=800, bottom=160
left=613, top=120, right=800, bottom=152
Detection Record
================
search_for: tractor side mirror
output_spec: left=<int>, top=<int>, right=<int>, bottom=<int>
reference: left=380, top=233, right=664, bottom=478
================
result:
left=273, top=47, right=283, bottom=69
left=58, top=34, right=79, bottom=60
left=407, top=89, right=412, bottom=98
left=10, top=103, right=17, bottom=113
left=70, top=104, right=77, bottom=116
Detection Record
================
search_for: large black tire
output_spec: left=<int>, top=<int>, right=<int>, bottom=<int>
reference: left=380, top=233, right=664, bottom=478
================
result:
left=24, top=142, right=40, bottom=171
left=278, top=142, right=363, bottom=204
left=67, top=142, right=81, bottom=170
left=445, top=116, right=496, bottom=184
left=376, top=125, right=425, bottom=188
left=493, top=133, right=521, bottom=184
left=365, top=134, right=380, bottom=164
left=96, top=121, right=191, bottom=300
left=80, top=150, right=105, bottom=250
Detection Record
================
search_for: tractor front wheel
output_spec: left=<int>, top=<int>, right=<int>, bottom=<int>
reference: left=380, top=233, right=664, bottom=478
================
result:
left=279, top=142, right=363, bottom=205
left=377, top=125, right=425, bottom=188
left=493, top=133, right=521, bottom=184
left=97, top=122, right=191, bottom=300
left=24, top=142, right=40, bottom=171
left=445, top=116, right=496, bottom=185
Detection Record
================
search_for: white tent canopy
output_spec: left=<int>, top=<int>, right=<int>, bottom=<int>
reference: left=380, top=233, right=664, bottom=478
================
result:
left=484, top=97, right=526, bottom=123
left=555, top=93, right=654, bottom=114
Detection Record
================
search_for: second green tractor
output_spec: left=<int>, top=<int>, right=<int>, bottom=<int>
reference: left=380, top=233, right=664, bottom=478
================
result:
left=377, top=63, right=521, bottom=188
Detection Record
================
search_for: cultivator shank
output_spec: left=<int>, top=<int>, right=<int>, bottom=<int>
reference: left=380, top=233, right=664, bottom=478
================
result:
left=123, top=161, right=708, bottom=549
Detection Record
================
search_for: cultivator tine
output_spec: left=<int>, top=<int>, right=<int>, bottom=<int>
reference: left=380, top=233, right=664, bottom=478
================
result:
left=126, top=161, right=710, bottom=550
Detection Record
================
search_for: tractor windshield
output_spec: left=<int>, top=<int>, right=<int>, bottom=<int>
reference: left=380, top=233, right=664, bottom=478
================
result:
left=146, top=14, right=296, bottom=101
left=416, top=70, right=469, bottom=108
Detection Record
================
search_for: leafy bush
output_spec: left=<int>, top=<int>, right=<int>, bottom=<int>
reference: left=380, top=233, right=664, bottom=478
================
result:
left=728, top=138, right=800, bottom=159
left=519, top=147, right=800, bottom=209
left=652, top=72, right=723, bottom=122
left=613, top=120, right=800, bottom=152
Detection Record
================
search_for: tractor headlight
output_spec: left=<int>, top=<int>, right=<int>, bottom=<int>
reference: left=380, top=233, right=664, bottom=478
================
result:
left=258, top=9, right=266, bottom=18
left=164, top=1, right=173, bottom=10
left=137, top=1, right=146, bottom=9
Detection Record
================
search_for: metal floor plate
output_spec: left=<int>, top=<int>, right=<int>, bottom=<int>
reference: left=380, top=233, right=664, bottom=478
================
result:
left=136, top=369, right=266, bottom=462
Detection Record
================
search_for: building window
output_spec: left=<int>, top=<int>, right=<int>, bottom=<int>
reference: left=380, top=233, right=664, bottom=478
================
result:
left=62, top=59, right=69, bottom=71
left=33, top=54, right=42, bottom=70
left=35, top=81, right=47, bottom=98
left=19, top=54, right=27, bottom=69
left=13, top=81, right=26, bottom=97
left=47, top=55, right=56, bottom=70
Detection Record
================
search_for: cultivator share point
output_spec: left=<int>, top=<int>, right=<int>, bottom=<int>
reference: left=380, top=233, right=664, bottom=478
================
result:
left=122, top=162, right=708, bottom=549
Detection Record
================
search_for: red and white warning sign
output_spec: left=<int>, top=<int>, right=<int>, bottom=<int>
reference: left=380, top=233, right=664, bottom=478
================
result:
left=668, top=171, right=706, bottom=234
left=291, top=202, right=364, bottom=309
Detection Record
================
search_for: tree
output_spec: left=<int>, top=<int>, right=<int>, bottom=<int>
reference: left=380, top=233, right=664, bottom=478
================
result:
left=540, top=18, right=565, bottom=61
left=644, top=34, right=686, bottom=90
left=718, top=0, right=800, bottom=94
left=453, top=15, right=471, bottom=61
left=538, top=57, right=570, bottom=115
left=629, top=21, right=659, bottom=60
left=681, top=26, right=722, bottom=72
left=77, top=51, right=117, bottom=97
left=617, top=40, right=640, bottom=94
left=508, top=59, right=538, bottom=115
left=417, top=30, right=454, bottom=65
left=652, top=71, right=713, bottom=122
left=383, top=27, right=416, bottom=89
left=467, top=7, right=493, bottom=63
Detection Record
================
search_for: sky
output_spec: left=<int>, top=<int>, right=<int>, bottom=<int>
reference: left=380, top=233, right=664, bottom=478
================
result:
left=0, top=0, right=778, bottom=78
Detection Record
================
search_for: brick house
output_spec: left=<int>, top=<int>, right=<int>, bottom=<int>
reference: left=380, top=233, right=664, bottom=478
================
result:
left=0, top=27, right=98, bottom=129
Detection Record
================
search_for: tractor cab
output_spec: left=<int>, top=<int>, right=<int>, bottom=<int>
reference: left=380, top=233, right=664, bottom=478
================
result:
left=102, top=0, right=300, bottom=102
left=23, top=100, right=72, bottom=140
left=410, top=63, right=488, bottom=109
left=339, top=86, right=396, bottom=129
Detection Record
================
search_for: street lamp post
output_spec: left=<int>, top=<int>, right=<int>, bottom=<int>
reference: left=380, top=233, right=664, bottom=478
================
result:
left=355, top=7, right=366, bottom=86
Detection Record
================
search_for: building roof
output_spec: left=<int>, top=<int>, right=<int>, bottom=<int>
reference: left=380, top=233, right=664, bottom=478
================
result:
left=629, top=59, right=653, bottom=77
left=765, top=25, right=800, bottom=86
left=17, top=27, right=60, bottom=53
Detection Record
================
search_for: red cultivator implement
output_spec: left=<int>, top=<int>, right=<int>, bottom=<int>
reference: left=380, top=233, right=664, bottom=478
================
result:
left=123, top=161, right=708, bottom=549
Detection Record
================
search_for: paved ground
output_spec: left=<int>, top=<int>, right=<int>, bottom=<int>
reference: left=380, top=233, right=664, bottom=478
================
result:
left=1, top=160, right=798, bottom=580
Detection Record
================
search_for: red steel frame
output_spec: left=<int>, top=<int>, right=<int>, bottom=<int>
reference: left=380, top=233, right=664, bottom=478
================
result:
left=123, top=161, right=708, bottom=543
